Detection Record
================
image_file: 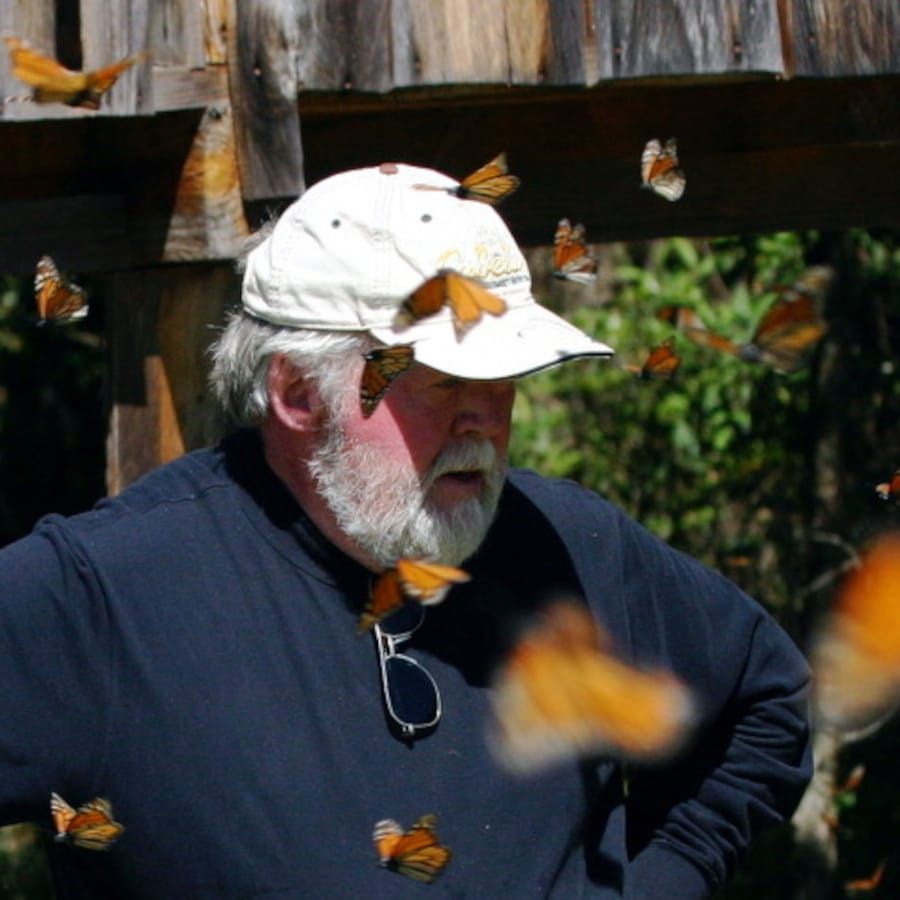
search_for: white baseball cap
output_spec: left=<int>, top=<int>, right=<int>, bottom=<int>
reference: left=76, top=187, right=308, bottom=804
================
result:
left=242, top=162, right=614, bottom=379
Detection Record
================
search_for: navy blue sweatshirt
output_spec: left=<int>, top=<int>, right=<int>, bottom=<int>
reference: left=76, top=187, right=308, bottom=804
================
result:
left=0, top=430, right=811, bottom=898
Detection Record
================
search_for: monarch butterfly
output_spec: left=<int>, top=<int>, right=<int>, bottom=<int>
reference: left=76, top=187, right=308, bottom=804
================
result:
left=373, top=814, right=452, bottom=883
left=35, top=255, right=89, bottom=323
left=812, top=532, right=900, bottom=731
left=414, top=153, right=519, bottom=205
left=623, top=339, right=680, bottom=379
left=844, top=858, right=888, bottom=894
left=489, top=599, right=694, bottom=773
left=50, top=793, right=124, bottom=850
left=4, top=36, right=147, bottom=110
left=360, top=345, right=414, bottom=417
left=552, top=219, right=597, bottom=284
left=641, top=138, right=686, bottom=202
left=395, top=269, right=507, bottom=337
left=875, top=469, right=900, bottom=504
left=359, top=559, right=470, bottom=631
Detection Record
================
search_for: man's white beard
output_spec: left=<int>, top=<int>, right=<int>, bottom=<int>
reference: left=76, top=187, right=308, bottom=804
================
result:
left=308, top=417, right=506, bottom=568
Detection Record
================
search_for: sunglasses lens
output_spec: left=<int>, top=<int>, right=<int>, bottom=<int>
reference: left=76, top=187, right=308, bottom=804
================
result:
left=384, top=655, right=439, bottom=727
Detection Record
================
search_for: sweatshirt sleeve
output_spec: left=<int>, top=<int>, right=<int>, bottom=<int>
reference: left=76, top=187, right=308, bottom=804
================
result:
left=618, top=520, right=813, bottom=897
left=0, top=516, right=114, bottom=827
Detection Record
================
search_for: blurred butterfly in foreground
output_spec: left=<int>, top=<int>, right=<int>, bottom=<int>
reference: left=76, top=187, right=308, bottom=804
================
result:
left=488, top=599, right=694, bottom=773
left=552, top=219, right=597, bottom=284
left=623, top=339, right=680, bottom=379
left=395, top=269, right=507, bottom=337
left=50, top=793, right=124, bottom=850
left=414, top=152, right=520, bottom=205
left=811, top=531, right=900, bottom=732
left=4, top=36, right=147, bottom=110
left=359, top=559, right=470, bottom=631
left=35, top=255, right=88, bottom=323
left=360, top=345, right=414, bottom=417
left=373, top=814, right=452, bottom=883
left=875, top=469, right=900, bottom=504
left=641, top=138, right=686, bottom=202
left=844, top=858, right=888, bottom=895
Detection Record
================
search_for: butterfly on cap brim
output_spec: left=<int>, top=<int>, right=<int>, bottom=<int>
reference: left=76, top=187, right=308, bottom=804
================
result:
left=4, top=36, right=147, bottom=110
left=641, top=138, right=686, bottom=202
left=488, top=598, right=695, bottom=773
left=811, top=532, right=900, bottom=732
left=373, top=814, right=452, bottom=883
left=623, top=339, right=681, bottom=380
left=50, top=793, right=124, bottom=850
left=359, top=559, right=470, bottom=632
left=35, top=255, right=89, bottom=323
left=414, top=152, right=520, bottom=205
left=875, top=469, right=900, bottom=504
left=360, top=345, right=414, bottom=417
left=395, top=269, right=507, bottom=338
left=552, top=219, right=597, bottom=284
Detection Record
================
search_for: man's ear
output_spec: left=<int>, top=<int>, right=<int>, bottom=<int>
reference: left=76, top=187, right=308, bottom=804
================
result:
left=266, top=354, right=325, bottom=432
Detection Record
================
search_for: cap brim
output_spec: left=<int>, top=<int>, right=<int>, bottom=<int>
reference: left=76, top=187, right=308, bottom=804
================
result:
left=370, top=301, right=614, bottom=380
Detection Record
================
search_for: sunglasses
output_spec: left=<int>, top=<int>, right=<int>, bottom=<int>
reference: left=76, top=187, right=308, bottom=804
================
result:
left=373, top=601, right=442, bottom=738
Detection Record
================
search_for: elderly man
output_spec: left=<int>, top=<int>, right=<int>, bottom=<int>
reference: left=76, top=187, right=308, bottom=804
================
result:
left=0, top=162, right=810, bottom=898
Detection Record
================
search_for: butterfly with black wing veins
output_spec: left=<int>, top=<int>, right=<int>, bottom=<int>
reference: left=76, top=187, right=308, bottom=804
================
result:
left=552, top=219, right=597, bottom=285
left=623, top=339, right=681, bottom=380
left=413, top=153, right=520, bottom=205
left=4, top=36, right=147, bottom=110
left=50, top=792, right=124, bottom=850
left=35, top=255, right=89, bottom=324
left=373, top=813, right=452, bottom=883
left=359, top=345, right=415, bottom=417
left=641, top=138, right=686, bottom=202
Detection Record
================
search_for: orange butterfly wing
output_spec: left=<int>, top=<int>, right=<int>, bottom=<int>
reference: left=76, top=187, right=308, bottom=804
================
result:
left=359, top=559, right=469, bottom=631
left=641, top=138, right=686, bottom=202
left=457, top=152, right=520, bottom=204
left=35, top=255, right=88, bottom=323
left=359, top=345, right=414, bottom=417
left=373, top=815, right=451, bottom=883
left=397, top=270, right=507, bottom=336
left=742, top=294, right=827, bottom=372
left=875, top=469, right=900, bottom=503
left=490, top=599, right=694, bottom=772
left=552, top=219, right=597, bottom=284
left=395, top=558, right=470, bottom=605
left=844, top=858, right=888, bottom=894
left=4, top=37, right=144, bottom=109
left=50, top=793, right=124, bottom=850
left=636, top=339, right=680, bottom=379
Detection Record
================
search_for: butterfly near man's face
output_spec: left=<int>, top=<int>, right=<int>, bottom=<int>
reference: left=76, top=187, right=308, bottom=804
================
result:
left=623, top=339, right=680, bottom=380
left=50, top=793, right=124, bottom=850
left=359, top=558, right=470, bottom=632
left=414, top=152, right=520, bottom=205
left=641, top=138, right=686, bottom=202
left=811, top=532, right=900, bottom=732
left=373, top=814, right=452, bottom=883
left=488, top=598, right=695, bottom=773
left=359, top=345, right=414, bottom=417
left=4, top=36, right=147, bottom=110
left=35, top=255, right=89, bottom=323
left=552, top=219, right=597, bottom=284
left=395, top=269, right=507, bottom=338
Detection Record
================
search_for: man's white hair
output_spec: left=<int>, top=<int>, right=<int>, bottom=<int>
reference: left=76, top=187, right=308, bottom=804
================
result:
left=208, top=223, right=376, bottom=425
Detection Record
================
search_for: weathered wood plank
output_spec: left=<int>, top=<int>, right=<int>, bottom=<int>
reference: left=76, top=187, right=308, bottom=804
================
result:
left=150, top=0, right=206, bottom=68
left=602, top=0, right=783, bottom=79
left=228, top=0, right=305, bottom=201
left=784, top=0, right=900, bottom=77
left=106, top=265, right=233, bottom=493
left=151, top=64, right=228, bottom=112
left=79, top=0, right=154, bottom=115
